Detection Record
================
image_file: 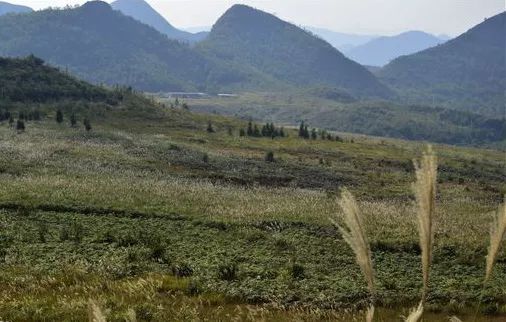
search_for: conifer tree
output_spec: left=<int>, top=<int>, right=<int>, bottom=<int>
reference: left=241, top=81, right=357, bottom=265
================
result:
left=247, top=121, right=253, bottom=136
left=70, top=113, right=77, bottom=127
left=207, top=121, right=215, bottom=133
left=16, top=119, right=25, bottom=132
left=56, top=109, right=63, bottom=124
left=83, top=118, right=92, bottom=132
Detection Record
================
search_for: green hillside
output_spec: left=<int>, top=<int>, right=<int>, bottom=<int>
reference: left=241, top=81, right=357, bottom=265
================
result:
left=198, top=5, right=393, bottom=99
left=379, top=12, right=506, bottom=116
left=0, top=55, right=115, bottom=103
left=0, top=1, right=230, bottom=92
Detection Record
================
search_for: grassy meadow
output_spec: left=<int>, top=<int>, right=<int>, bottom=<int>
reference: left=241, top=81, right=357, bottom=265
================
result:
left=0, top=104, right=505, bottom=321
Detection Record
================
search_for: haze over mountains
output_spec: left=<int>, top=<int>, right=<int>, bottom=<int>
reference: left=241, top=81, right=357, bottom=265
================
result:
left=0, top=0, right=503, bottom=120
left=380, top=12, right=506, bottom=116
left=110, top=0, right=208, bottom=43
left=345, top=31, right=448, bottom=66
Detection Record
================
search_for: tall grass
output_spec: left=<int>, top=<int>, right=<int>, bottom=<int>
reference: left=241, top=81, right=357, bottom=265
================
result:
left=88, top=299, right=106, bottom=322
left=332, top=188, right=376, bottom=321
left=485, top=198, right=506, bottom=282
left=404, top=145, right=437, bottom=321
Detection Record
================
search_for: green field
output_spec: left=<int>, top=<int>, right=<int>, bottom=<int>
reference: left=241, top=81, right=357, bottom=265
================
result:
left=0, top=103, right=505, bottom=321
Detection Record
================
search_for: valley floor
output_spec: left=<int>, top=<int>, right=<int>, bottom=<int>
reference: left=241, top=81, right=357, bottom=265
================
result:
left=0, top=109, right=504, bottom=321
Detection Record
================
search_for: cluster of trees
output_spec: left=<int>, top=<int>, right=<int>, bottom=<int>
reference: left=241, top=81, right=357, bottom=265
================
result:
left=55, top=109, right=92, bottom=131
left=239, top=121, right=285, bottom=138
left=298, top=121, right=342, bottom=141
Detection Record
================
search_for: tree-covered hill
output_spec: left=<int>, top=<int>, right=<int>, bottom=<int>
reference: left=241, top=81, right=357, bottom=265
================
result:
left=0, top=1, right=32, bottom=16
left=197, top=5, right=393, bottom=99
left=0, top=55, right=116, bottom=103
left=379, top=12, right=506, bottom=117
left=0, top=1, right=246, bottom=92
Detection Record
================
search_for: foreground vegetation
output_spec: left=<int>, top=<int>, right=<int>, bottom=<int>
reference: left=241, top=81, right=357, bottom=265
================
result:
left=0, top=99, right=504, bottom=320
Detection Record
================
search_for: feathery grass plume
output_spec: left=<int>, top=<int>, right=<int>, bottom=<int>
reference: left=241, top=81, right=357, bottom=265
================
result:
left=485, top=198, right=506, bottom=282
left=403, top=301, right=423, bottom=322
left=331, top=189, right=376, bottom=320
left=412, top=145, right=437, bottom=303
left=88, top=299, right=107, bottom=322
left=448, top=316, right=463, bottom=322
left=366, top=305, right=375, bottom=322
left=126, top=308, right=137, bottom=322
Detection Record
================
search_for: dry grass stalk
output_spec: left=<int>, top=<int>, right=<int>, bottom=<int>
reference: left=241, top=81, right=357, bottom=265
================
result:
left=403, top=301, right=423, bottom=322
left=412, top=145, right=437, bottom=302
left=332, top=189, right=376, bottom=320
left=366, top=305, right=375, bottom=322
left=88, top=299, right=107, bottom=322
left=485, top=198, right=506, bottom=282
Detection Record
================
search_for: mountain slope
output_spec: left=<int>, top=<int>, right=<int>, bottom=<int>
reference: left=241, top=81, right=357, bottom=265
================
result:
left=0, top=1, right=32, bottom=16
left=0, top=55, right=115, bottom=103
left=110, top=0, right=206, bottom=43
left=198, top=5, right=393, bottom=99
left=379, top=12, right=506, bottom=116
left=0, top=1, right=245, bottom=92
left=346, top=31, right=447, bottom=66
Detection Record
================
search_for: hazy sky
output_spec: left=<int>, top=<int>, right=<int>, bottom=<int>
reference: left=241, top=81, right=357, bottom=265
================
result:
left=9, top=0, right=505, bottom=36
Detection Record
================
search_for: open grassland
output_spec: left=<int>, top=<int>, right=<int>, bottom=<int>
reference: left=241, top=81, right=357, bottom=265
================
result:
left=0, top=107, right=505, bottom=321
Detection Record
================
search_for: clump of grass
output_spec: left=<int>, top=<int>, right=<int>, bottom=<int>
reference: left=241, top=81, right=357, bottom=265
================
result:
left=331, top=188, right=375, bottom=320
left=485, top=198, right=506, bottom=282
left=404, top=145, right=438, bottom=321
left=88, top=299, right=106, bottom=322
left=412, top=145, right=437, bottom=303
left=403, top=302, right=423, bottom=322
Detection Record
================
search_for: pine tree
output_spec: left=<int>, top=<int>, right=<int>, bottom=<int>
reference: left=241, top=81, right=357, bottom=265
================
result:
left=247, top=121, right=253, bottom=136
left=280, top=127, right=285, bottom=137
left=8, top=115, right=14, bottom=127
left=304, top=126, right=310, bottom=139
left=70, top=113, right=77, bottom=127
left=311, top=128, right=317, bottom=140
left=16, top=119, right=25, bottom=132
left=253, top=124, right=260, bottom=137
left=299, top=121, right=305, bottom=137
left=239, top=128, right=246, bottom=137
left=56, top=109, right=63, bottom=124
left=83, top=118, right=92, bottom=132
left=207, top=121, right=215, bottom=133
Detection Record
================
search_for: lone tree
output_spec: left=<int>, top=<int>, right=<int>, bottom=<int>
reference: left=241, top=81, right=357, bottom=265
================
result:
left=16, top=119, right=25, bottom=132
left=70, top=113, right=77, bottom=127
left=265, top=151, right=275, bottom=162
left=247, top=121, right=253, bottom=136
left=56, top=109, right=63, bottom=124
left=239, top=128, right=246, bottom=137
left=207, top=121, right=215, bottom=133
left=299, top=121, right=305, bottom=137
left=83, top=118, right=92, bottom=132
left=311, top=128, right=318, bottom=140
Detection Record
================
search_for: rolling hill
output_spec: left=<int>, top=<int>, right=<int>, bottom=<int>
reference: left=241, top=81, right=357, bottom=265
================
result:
left=0, top=1, right=249, bottom=92
left=110, top=0, right=207, bottom=43
left=345, top=31, right=447, bottom=66
left=0, top=1, right=32, bottom=16
left=379, top=12, right=506, bottom=116
left=197, top=4, right=393, bottom=99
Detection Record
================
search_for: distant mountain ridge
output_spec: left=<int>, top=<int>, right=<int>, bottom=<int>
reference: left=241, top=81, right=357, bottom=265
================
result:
left=379, top=12, right=506, bottom=116
left=111, top=0, right=207, bottom=43
left=0, top=1, right=32, bottom=15
left=305, top=27, right=378, bottom=52
left=345, top=31, right=447, bottom=66
left=198, top=4, right=393, bottom=99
